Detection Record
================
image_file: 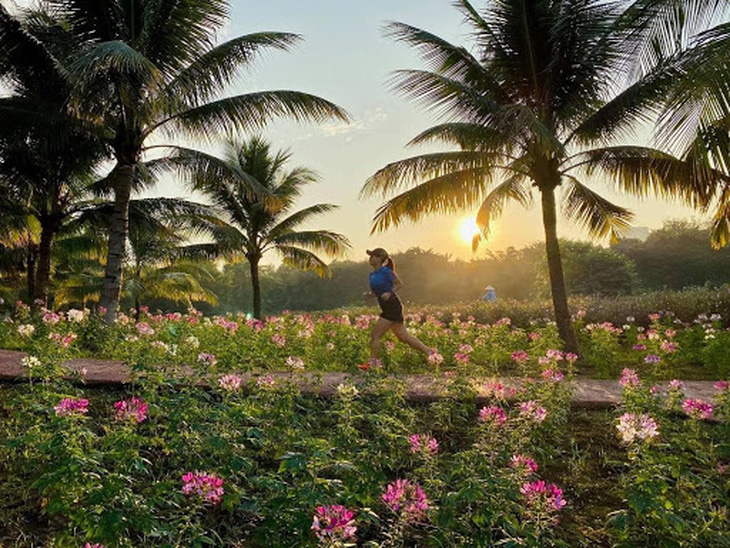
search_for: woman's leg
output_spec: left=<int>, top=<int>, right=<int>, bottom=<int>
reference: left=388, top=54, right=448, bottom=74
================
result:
left=391, top=322, right=431, bottom=355
left=370, top=317, right=393, bottom=362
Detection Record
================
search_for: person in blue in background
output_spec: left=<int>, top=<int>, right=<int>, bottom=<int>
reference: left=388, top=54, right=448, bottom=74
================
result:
left=363, top=248, right=435, bottom=368
left=481, top=285, right=497, bottom=302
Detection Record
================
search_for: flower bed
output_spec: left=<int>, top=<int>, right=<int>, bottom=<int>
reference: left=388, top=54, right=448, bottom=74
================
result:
left=2, top=303, right=730, bottom=379
left=1, top=364, right=729, bottom=546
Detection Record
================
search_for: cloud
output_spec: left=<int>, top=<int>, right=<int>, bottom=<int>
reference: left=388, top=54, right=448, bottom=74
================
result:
left=319, top=107, right=388, bottom=138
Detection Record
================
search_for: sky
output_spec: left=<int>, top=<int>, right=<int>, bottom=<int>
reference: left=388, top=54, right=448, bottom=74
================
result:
left=8, top=0, right=709, bottom=264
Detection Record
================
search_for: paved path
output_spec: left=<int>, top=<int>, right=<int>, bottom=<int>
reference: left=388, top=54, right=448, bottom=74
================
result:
left=0, top=349, right=718, bottom=408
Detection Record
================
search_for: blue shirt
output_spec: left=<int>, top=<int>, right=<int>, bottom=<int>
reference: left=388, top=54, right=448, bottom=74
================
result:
left=369, top=266, right=396, bottom=297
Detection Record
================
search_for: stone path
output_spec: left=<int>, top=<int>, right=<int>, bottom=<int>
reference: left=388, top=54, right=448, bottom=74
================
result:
left=0, top=349, right=718, bottom=408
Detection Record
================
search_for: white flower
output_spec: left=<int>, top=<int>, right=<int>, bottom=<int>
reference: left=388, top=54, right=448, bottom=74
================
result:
left=21, top=356, right=41, bottom=369
left=184, top=335, right=200, bottom=349
left=17, top=324, right=35, bottom=337
left=67, top=309, right=85, bottom=323
left=336, top=383, right=359, bottom=398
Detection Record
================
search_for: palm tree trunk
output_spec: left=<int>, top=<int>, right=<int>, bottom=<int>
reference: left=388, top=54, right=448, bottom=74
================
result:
left=540, top=186, right=579, bottom=354
left=34, top=222, right=55, bottom=304
left=249, top=255, right=262, bottom=319
left=100, top=164, right=135, bottom=323
left=26, top=245, right=37, bottom=304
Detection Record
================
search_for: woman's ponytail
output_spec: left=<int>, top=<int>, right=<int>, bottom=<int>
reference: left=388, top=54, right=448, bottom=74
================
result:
left=384, top=257, right=396, bottom=272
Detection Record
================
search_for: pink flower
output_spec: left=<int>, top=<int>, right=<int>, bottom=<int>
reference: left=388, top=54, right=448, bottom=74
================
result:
left=382, top=479, right=428, bottom=521
left=668, top=379, right=685, bottom=391
left=84, top=544, right=105, bottom=548
left=714, top=381, right=730, bottom=391
left=619, top=368, right=640, bottom=387
left=256, top=374, right=276, bottom=389
left=545, top=349, right=564, bottom=361
left=271, top=333, right=287, bottom=347
left=458, top=344, right=474, bottom=354
left=541, top=369, right=564, bottom=382
left=285, top=356, right=305, bottom=370
left=197, top=353, right=217, bottom=367
left=682, top=399, right=714, bottom=421
left=565, top=353, right=579, bottom=364
left=511, top=454, right=539, bottom=474
left=644, top=354, right=661, bottom=364
left=214, top=316, right=240, bottom=332
left=427, top=350, right=444, bottom=365
left=528, top=332, right=541, bottom=341
left=42, top=312, right=60, bottom=324
left=113, top=397, right=147, bottom=423
left=453, top=352, right=471, bottom=365
left=218, top=374, right=243, bottom=392
left=311, top=505, right=357, bottom=544
left=182, top=471, right=225, bottom=505
left=54, top=397, right=89, bottom=417
left=520, top=480, right=566, bottom=511
left=719, top=463, right=729, bottom=475
left=616, top=413, right=659, bottom=444
left=519, top=401, right=547, bottom=423
left=660, top=341, right=677, bottom=353
left=409, top=434, right=439, bottom=455
left=135, top=322, right=155, bottom=336
left=479, top=405, right=507, bottom=425
left=511, top=350, right=529, bottom=364
left=483, top=381, right=517, bottom=399
left=632, top=344, right=647, bottom=351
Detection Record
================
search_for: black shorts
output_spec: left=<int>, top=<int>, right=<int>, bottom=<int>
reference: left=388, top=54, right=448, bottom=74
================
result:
left=378, top=293, right=404, bottom=323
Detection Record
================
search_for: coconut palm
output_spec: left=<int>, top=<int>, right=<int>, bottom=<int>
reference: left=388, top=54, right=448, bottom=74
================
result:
left=182, top=136, right=350, bottom=319
left=361, top=0, right=729, bottom=353
left=0, top=1, right=348, bottom=322
left=0, top=4, right=108, bottom=303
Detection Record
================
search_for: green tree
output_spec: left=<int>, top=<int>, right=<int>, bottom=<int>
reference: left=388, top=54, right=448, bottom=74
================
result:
left=613, top=220, right=730, bottom=289
left=187, top=137, right=351, bottom=319
left=0, top=0, right=348, bottom=321
left=361, top=0, right=727, bottom=353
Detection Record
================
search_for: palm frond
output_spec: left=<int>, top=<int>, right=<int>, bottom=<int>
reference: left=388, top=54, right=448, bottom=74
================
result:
left=474, top=174, right=533, bottom=244
left=361, top=151, right=499, bottom=199
left=710, top=185, right=730, bottom=249
left=565, top=145, right=730, bottom=209
left=266, top=204, right=340, bottom=239
left=407, top=122, right=509, bottom=151
left=69, top=40, right=162, bottom=88
left=562, top=175, right=634, bottom=243
left=383, top=21, right=509, bottom=101
left=276, top=245, right=330, bottom=278
left=161, top=32, right=302, bottom=108
left=160, top=91, right=349, bottom=140
left=268, top=230, right=350, bottom=257
left=368, top=167, right=496, bottom=234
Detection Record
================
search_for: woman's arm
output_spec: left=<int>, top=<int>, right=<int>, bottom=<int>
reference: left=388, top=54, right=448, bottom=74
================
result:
left=381, top=273, right=402, bottom=300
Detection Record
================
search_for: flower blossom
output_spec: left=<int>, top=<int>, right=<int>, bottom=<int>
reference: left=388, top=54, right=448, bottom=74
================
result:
left=619, top=368, right=640, bottom=387
left=135, top=322, right=155, bottom=336
left=714, top=380, right=730, bottom=391
left=520, top=480, right=566, bottom=511
left=271, top=333, right=286, bottom=347
left=114, top=397, right=148, bottom=423
left=286, top=356, right=305, bottom=370
left=519, top=401, right=547, bottom=423
left=54, top=397, right=89, bottom=417
left=511, top=454, right=539, bottom=474
left=682, top=399, right=714, bottom=421
left=644, top=354, right=661, bottom=364
left=541, top=369, right=564, bottom=382
left=511, top=350, right=529, bottom=364
left=311, top=505, right=357, bottom=544
left=182, top=471, right=225, bottom=505
left=17, top=324, right=35, bottom=337
left=382, top=479, right=428, bottom=521
left=67, top=309, right=85, bottom=323
left=197, top=353, right=217, bottom=367
left=616, top=413, right=659, bottom=444
left=427, top=350, right=444, bottom=365
left=218, top=374, right=243, bottom=392
left=479, top=405, right=507, bottom=425
left=409, top=434, right=439, bottom=455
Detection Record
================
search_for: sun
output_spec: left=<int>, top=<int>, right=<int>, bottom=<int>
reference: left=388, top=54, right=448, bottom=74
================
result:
left=459, top=217, right=482, bottom=245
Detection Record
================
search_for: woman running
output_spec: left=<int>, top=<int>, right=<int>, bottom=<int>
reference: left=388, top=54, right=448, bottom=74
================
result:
left=364, top=248, right=436, bottom=368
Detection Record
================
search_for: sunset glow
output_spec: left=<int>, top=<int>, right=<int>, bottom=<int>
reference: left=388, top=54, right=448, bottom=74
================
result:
left=459, top=217, right=482, bottom=246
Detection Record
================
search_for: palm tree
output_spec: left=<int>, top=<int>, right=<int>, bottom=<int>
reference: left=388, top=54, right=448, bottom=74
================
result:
left=184, top=136, right=351, bottom=319
left=361, top=0, right=728, bottom=353
left=1, top=1, right=348, bottom=322
left=0, top=4, right=108, bottom=304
